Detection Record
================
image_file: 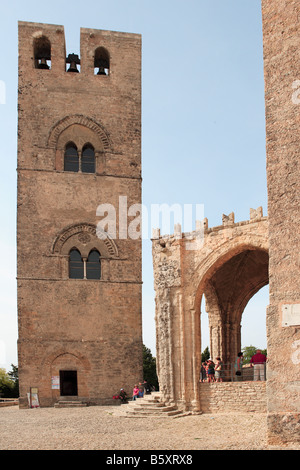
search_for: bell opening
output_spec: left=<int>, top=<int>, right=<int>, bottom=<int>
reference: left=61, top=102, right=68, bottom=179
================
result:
left=34, top=36, right=51, bottom=70
left=94, top=47, right=110, bottom=76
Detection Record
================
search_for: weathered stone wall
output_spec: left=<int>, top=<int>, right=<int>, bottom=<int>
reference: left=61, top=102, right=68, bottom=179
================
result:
left=17, top=22, right=143, bottom=407
left=261, top=1, right=300, bottom=445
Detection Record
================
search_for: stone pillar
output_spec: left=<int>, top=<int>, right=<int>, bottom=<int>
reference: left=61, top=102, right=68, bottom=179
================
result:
left=155, top=296, right=174, bottom=404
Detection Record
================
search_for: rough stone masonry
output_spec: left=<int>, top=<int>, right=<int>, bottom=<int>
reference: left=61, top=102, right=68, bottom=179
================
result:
left=261, top=0, right=300, bottom=445
left=17, top=22, right=143, bottom=407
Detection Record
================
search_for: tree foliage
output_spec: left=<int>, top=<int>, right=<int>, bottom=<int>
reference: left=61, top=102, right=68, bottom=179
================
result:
left=0, top=364, right=19, bottom=398
left=143, top=344, right=159, bottom=390
left=242, top=345, right=267, bottom=364
left=201, top=346, right=210, bottom=362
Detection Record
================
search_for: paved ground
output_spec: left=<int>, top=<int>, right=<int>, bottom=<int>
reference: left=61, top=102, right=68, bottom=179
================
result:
left=0, top=404, right=299, bottom=451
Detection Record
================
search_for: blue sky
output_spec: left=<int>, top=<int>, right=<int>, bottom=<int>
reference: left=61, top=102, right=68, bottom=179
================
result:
left=0, top=0, right=268, bottom=371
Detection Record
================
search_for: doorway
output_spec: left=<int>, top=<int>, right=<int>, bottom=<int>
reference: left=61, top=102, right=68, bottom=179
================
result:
left=60, top=370, right=78, bottom=396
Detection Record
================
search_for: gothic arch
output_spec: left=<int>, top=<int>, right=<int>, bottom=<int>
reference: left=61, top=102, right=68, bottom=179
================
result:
left=47, top=114, right=112, bottom=151
left=192, top=236, right=269, bottom=364
left=192, top=233, right=269, bottom=314
left=52, top=222, right=118, bottom=258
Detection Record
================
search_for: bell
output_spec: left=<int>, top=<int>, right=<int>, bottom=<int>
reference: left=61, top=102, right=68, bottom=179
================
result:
left=97, top=66, right=107, bottom=75
left=37, top=57, right=50, bottom=70
left=67, top=61, right=79, bottom=73
left=66, top=53, right=80, bottom=73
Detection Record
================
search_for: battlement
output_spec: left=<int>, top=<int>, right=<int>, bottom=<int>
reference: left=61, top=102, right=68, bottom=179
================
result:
left=18, top=21, right=141, bottom=77
left=152, top=206, right=267, bottom=241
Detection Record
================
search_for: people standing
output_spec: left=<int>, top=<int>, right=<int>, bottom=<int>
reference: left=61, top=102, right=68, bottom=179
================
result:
left=207, top=359, right=215, bottom=382
left=234, top=352, right=243, bottom=381
left=250, top=349, right=267, bottom=381
left=143, top=380, right=152, bottom=395
left=215, top=357, right=223, bottom=382
left=200, top=362, right=207, bottom=382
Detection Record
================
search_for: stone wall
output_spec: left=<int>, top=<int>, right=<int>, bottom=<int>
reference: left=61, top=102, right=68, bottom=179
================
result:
left=199, top=382, right=267, bottom=414
left=261, top=0, right=300, bottom=445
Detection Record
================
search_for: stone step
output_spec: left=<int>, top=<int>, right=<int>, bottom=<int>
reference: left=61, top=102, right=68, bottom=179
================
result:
left=130, top=405, right=177, bottom=413
left=111, top=391, right=184, bottom=418
left=54, top=401, right=87, bottom=408
left=125, top=408, right=183, bottom=417
left=121, top=392, right=184, bottom=418
left=126, top=401, right=165, bottom=407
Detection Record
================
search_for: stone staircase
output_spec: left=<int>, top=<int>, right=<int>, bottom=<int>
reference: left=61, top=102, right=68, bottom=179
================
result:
left=120, top=392, right=184, bottom=418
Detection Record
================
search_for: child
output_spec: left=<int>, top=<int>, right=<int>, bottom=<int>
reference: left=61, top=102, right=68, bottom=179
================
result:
left=138, top=382, right=144, bottom=398
left=132, top=384, right=139, bottom=400
left=207, top=359, right=215, bottom=383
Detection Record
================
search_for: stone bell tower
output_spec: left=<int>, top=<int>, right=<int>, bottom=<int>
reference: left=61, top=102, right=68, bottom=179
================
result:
left=17, top=21, right=143, bottom=407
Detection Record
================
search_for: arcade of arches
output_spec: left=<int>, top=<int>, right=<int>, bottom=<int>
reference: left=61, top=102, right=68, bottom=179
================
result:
left=152, top=208, right=268, bottom=410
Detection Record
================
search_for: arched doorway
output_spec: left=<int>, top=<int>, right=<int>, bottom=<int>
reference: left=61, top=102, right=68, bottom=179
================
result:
left=198, top=247, right=269, bottom=364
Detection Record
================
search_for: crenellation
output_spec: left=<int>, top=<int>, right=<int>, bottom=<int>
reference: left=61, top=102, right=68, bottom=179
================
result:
left=222, top=212, right=235, bottom=226
left=152, top=211, right=268, bottom=244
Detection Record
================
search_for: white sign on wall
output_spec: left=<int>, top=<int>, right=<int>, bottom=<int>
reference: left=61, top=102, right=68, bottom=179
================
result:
left=281, top=304, right=300, bottom=327
left=51, top=376, right=60, bottom=389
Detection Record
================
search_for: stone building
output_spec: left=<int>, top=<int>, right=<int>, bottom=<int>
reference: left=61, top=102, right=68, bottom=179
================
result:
left=17, top=22, right=143, bottom=407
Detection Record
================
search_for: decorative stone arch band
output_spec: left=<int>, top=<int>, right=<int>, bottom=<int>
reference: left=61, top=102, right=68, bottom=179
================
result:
left=42, top=349, right=91, bottom=372
left=52, top=222, right=119, bottom=258
left=47, top=114, right=112, bottom=151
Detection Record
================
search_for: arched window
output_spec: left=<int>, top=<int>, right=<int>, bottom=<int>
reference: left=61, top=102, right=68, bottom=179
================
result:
left=81, top=144, right=95, bottom=173
left=69, top=249, right=84, bottom=279
left=94, top=47, right=110, bottom=75
left=86, top=250, right=101, bottom=279
left=34, top=36, right=51, bottom=69
left=64, top=143, right=79, bottom=172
